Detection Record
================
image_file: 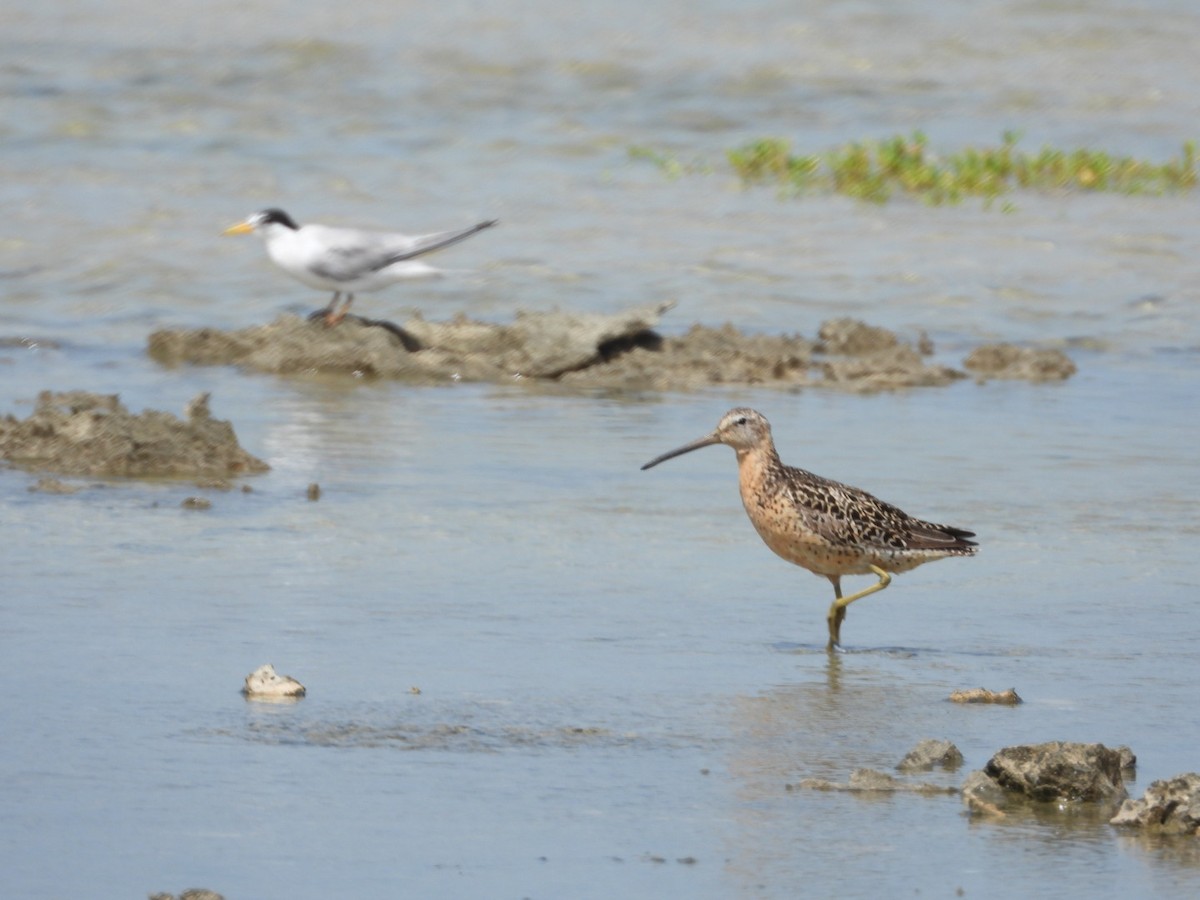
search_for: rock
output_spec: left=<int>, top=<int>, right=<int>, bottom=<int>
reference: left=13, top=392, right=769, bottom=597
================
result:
left=149, top=305, right=674, bottom=383
left=1110, top=774, right=1200, bottom=834
left=27, top=477, right=80, bottom=494
left=413, top=305, right=674, bottom=379
left=819, top=344, right=965, bottom=391
left=149, top=891, right=225, bottom=900
left=242, top=663, right=306, bottom=700
left=897, top=739, right=964, bottom=772
left=963, top=343, right=1076, bottom=381
left=194, top=478, right=234, bottom=491
left=306, top=482, right=321, bottom=501
left=0, top=391, right=268, bottom=479
left=963, top=742, right=1128, bottom=808
left=147, top=310, right=1047, bottom=394
left=1118, top=746, right=1137, bottom=772
left=790, top=768, right=956, bottom=795
left=560, top=322, right=814, bottom=391
left=949, top=687, right=1022, bottom=705
left=960, top=770, right=1009, bottom=819
left=811, top=319, right=964, bottom=390
left=816, top=318, right=900, bottom=355
left=180, top=496, right=212, bottom=510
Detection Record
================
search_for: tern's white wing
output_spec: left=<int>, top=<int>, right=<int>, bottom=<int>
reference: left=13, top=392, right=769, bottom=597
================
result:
left=305, top=220, right=497, bottom=283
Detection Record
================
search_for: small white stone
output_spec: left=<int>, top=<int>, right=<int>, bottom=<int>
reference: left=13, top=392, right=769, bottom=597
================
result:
left=242, top=663, right=306, bottom=699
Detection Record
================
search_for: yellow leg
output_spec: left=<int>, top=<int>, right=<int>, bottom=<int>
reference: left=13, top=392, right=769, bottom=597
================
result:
left=826, top=565, right=892, bottom=651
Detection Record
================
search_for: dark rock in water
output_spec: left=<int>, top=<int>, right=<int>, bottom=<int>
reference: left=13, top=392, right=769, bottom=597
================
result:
left=897, top=739, right=964, bottom=772
left=149, top=891, right=225, bottom=900
left=1118, top=746, right=1137, bottom=773
left=1110, top=774, right=1200, bottom=834
left=963, top=343, right=1076, bottom=381
left=962, top=742, right=1129, bottom=814
left=0, top=391, right=267, bottom=479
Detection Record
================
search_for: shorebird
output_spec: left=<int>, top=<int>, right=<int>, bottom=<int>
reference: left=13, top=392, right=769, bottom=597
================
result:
left=641, top=408, right=977, bottom=650
left=223, top=208, right=497, bottom=325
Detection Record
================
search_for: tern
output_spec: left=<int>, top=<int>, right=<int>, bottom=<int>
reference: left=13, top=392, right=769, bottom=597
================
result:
left=223, top=208, right=498, bottom=325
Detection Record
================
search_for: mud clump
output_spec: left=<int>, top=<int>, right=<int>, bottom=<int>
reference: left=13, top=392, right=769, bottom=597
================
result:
left=1111, top=774, right=1200, bottom=834
left=148, top=306, right=1048, bottom=393
left=559, top=322, right=816, bottom=391
left=149, top=304, right=674, bottom=383
left=961, top=742, right=1130, bottom=819
left=816, top=318, right=901, bottom=355
left=790, top=768, right=956, bottom=795
left=949, top=687, right=1022, bottom=705
left=897, top=739, right=964, bottom=772
left=964, top=343, right=1077, bottom=381
left=0, top=391, right=268, bottom=478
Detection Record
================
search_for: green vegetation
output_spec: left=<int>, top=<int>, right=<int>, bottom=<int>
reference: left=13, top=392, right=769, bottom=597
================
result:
left=631, top=132, right=1198, bottom=205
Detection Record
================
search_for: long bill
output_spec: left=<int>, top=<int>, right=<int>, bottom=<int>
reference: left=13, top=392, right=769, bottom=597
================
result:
left=640, top=432, right=721, bottom=470
left=222, top=220, right=255, bottom=236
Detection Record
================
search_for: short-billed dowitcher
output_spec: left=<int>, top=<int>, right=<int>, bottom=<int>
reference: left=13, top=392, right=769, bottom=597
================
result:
left=224, top=209, right=497, bottom=325
left=641, top=408, right=977, bottom=650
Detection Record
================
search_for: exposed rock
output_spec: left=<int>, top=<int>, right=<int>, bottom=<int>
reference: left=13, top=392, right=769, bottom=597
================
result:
left=147, top=310, right=1073, bottom=391
left=149, top=891, right=225, bottom=900
left=790, top=768, right=956, bottom=795
left=949, top=687, right=1022, bottom=705
left=194, top=478, right=234, bottom=491
left=1110, top=774, right=1200, bottom=834
left=0, top=391, right=268, bottom=479
left=410, top=305, right=673, bottom=378
left=817, top=318, right=900, bottom=355
left=180, top=496, right=212, bottom=510
left=963, top=742, right=1128, bottom=810
left=963, top=343, right=1076, bottom=381
left=819, top=344, right=964, bottom=391
left=960, top=769, right=1009, bottom=819
left=242, top=663, right=306, bottom=700
left=27, top=477, right=80, bottom=494
left=559, top=322, right=814, bottom=391
left=897, top=739, right=964, bottom=772
left=1119, top=746, right=1138, bottom=772
left=148, top=304, right=674, bottom=383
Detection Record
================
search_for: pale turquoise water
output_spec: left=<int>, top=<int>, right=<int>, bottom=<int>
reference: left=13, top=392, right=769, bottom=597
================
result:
left=2, top=2, right=1200, bottom=898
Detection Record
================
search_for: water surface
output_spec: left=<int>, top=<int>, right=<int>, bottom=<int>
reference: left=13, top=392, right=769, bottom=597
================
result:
left=2, top=1, right=1199, bottom=898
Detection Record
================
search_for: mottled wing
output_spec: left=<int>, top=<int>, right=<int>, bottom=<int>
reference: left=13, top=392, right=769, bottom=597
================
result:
left=784, top=467, right=976, bottom=552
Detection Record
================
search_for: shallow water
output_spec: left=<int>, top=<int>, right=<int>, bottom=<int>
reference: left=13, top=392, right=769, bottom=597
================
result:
left=3, top=1, right=1200, bottom=898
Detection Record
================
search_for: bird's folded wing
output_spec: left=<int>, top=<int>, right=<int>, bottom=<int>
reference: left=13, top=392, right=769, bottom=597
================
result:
left=368, top=220, right=498, bottom=271
left=308, top=241, right=396, bottom=282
